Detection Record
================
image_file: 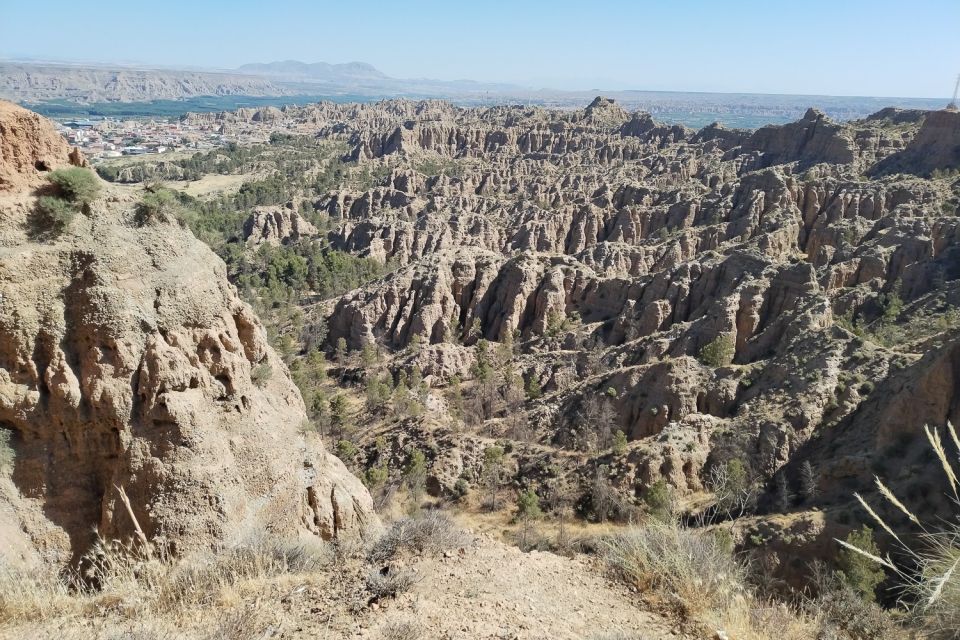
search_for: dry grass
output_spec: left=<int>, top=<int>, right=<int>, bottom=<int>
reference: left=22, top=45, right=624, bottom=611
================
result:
left=368, top=511, right=471, bottom=564
left=601, top=519, right=819, bottom=640
left=175, top=173, right=255, bottom=197
left=378, top=617, right=422, bottom=640
left=365, top=566, right=419, bottom=600
left=0, top=562, right=77, bottom=624
left=0, top=512, right=462, bottom=638
left=842, top=422, right=960, bottom=639
left=0, top=529, right=334, bottom=629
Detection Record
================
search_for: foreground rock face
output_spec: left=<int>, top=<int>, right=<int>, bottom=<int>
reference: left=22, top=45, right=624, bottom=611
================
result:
left=0, top=103, right=376, bottom=565
left=0, top=99, right=86, bottom=192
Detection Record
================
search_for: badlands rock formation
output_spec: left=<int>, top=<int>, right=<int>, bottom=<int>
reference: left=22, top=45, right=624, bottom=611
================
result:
left=243, top=204, right=318, bottom=246
left=0, top=102, right=375, bottom=566
left=254, top=97, right=960, bottom=550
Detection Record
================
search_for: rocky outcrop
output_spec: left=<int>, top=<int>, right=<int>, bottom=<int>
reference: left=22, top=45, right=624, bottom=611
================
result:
left=739, top=108, right=856, bottom=169
left=243, top=204, right=318, bottom=246
left=0, top=99, right=86, bottom=192
left=158, top=96, right=960, bottom=576
left=0, top=103, right=376, bottom=566
left=871, top=108, right=960, bottom=176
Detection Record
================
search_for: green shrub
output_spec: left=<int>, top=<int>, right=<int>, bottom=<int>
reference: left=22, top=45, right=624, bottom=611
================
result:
left=366, top=375, right=392, bottom=413
left=453, top=477, right=470, bottom=499
left=837, top=525, right=886, bottom=601
left=250, top=362, right=272, bottom=388
left=136, top=187, right=180, bottom=225
left=365, top=465, right=388, bottom=489
left=698, top=334, right=735, bottom=368
left=515, top=489, right=542, bottom=522
left=611, top=430, right=628, bottom=455
left=335, top=439, right=358, bottom=461
left=32, top=196, right=76, bottom=236
left=805, top=565, right=896, bottom=639
left=0, top=429, right=13, bottom=473
left=403, top=449, right=428, bottom=511
left=525, top=375, right=542, bottom=400
left=642, top=479, right=675, bottom=521
left=48, top=167, right=101, bottom=204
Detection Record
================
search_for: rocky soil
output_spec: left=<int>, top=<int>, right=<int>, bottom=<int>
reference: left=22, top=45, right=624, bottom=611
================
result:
left=1, top=529, right=684, bottom=640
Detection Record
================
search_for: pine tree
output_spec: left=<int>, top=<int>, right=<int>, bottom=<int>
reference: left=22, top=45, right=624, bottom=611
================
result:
left=799, top=460, right=819, bottom=502
left=611, top=430, right=628, bottom=455
left=775, top=471, right=792, bottom=512
left=404, top=449, right=428, bottom=514
left=838, top=526, right=886, bottom=601
left=482, top=446, right=505, bottom=511
left=329, top=394, right=349, bottom=441
left=525, top=375, right=542, bottom=400
left=515, top=489, right=542, bottom=549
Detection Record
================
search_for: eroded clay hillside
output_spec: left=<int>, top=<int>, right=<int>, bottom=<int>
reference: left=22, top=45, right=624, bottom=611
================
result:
left=242, top=96, right=960, bottom=574
left=0, top=100, right=375, bottom=568
left=4, top=93, right=959, bottom=638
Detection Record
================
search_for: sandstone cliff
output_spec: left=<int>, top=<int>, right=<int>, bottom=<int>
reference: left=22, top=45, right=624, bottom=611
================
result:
left=0, top=103, right=376, bottom=566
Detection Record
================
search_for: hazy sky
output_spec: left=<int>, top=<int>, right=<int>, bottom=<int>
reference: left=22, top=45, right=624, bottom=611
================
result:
left=3, top=0, right=958, bottom=98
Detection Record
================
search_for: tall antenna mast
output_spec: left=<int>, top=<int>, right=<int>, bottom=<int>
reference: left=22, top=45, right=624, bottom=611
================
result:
left=949, top=74, right=960, bottom=110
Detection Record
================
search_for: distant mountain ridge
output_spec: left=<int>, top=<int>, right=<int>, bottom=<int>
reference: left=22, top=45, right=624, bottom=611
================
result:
left=237, top=60, right=389, bottom=82
left=0, top=62, right=291, bottom=104
left=0, top=59, right=522, bottom=105
left=0, top=59, right=949, bottom=127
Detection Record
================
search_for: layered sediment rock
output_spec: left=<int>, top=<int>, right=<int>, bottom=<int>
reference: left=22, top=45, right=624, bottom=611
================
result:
left=0, top=103, right=376, bottom=566
left=243, top=204, right=318, bottom=246
left=290, top=98, right=959, bottom=531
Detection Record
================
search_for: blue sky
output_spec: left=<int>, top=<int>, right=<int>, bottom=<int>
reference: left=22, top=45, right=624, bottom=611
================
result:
left=2, top=0, right=958, bottom=98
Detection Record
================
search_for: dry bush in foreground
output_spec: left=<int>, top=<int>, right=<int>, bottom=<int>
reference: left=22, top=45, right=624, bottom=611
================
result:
left=154, top=533, right=333, bottom=613
left=379, top=618, right=423, bottom=640
left=0, top=561, right=77, bottom=624
left=0, top=528, right=334, bottom=626
left=368, top=511, right=471, bottom=563
left=841, top=422, right=960, bottom=639
left=366, top=566, right=418, bottom=600
left=601, top=519, right=746, bottom=612
left=601, top=519, right=818, bottom=640
left=803, top=564, right=898, bottom=639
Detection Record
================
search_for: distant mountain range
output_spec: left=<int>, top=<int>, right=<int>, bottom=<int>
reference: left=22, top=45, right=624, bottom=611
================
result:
left=0, top=59, right=950, bottom=128
left=235, top=59, right=524, bottom=97
left=236, top=60, right=390, bottom=83
left=0, top=59, right=524, bottom=105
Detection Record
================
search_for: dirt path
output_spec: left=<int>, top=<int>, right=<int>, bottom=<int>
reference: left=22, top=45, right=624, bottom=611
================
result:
left=360, top=534, right=684, bottom=640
